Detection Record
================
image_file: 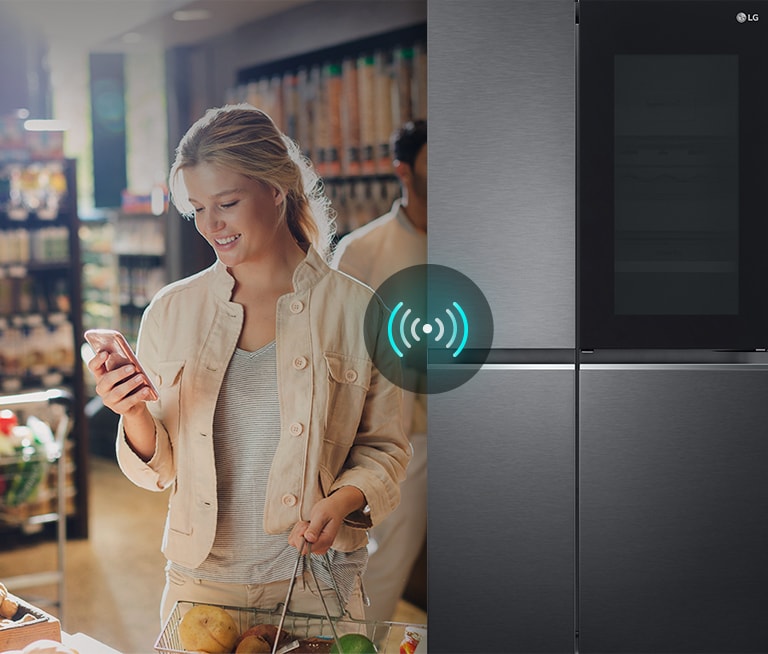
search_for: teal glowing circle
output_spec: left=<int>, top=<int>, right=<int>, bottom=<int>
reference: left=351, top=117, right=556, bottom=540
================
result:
left=365, top=264, right=494, bottom=394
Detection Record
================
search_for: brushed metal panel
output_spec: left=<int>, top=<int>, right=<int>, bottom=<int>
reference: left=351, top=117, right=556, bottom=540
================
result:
left=428, top=0, right=576, bottom=349
left=580, top=368, right=768, bottom=653
left=429, top=369, right=575, bottom=653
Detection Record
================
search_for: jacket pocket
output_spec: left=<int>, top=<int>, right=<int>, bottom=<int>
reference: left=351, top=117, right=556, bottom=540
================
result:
left=323, top=352, right=371, bottom=448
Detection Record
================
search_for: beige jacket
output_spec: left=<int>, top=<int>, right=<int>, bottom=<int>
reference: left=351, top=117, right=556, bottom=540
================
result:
left=116, top=247, right=410, bottom=569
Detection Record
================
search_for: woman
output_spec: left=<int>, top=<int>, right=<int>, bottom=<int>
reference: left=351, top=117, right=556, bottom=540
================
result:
left=87, top=104, right=410, bottom=623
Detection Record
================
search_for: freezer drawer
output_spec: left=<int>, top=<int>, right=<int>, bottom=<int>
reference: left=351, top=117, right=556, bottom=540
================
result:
left=429, top=0, right=576, bottom=349
left=579, top=365, right=768, bottom=653
left=429, top=366, right=575, bottom=653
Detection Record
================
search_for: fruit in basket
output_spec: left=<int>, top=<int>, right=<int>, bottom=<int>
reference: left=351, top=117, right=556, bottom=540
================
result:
left=234, top=635, right=271, bottom=653
left=235, top=624, right=290, bottom=651
left=177, top=604, right=239, bottom=653
left=328, top=633, right=377, bottom=654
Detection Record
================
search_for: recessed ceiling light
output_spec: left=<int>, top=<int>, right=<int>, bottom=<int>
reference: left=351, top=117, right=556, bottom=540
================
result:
left=172, top=8, right=212, bottom=21
left=24, top=119, right=69, bottom=132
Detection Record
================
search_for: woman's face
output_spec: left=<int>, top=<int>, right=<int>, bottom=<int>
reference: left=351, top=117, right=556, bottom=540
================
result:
left=182, top=162, right=284, bottom=267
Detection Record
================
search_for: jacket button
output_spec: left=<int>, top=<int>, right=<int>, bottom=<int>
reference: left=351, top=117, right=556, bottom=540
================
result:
left=290, top=300, right=304, bottom=314
left=289, top=422, right=304, bottom=436
left=344, top=369, right=358, bottom=383
left=282, top=494, right=298, bottom=507
left=293, top=356, right=308, bottom=370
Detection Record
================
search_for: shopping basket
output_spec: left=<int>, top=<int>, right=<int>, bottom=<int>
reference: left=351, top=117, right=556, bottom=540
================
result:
left=155, top=539, right=426, bottom=654
left=156, top=601, right=421, bottom=654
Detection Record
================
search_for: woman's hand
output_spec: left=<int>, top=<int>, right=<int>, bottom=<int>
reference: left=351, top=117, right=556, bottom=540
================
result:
left=289, top=486, right=366, bottom=555
left=88, top=350, right=154, bottom=417
left=88, top=350, right=158, bottom=461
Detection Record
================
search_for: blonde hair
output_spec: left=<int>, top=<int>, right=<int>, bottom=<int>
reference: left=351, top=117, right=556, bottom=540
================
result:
left=169, top=103, right=335, bottom=260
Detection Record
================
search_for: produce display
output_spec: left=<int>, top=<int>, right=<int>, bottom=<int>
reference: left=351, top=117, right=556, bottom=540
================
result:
left=175, top=604, right=379, bottom=654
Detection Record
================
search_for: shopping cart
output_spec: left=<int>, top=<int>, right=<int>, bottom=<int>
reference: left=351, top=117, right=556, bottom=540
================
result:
left=0, top=388, right=74, bottom=625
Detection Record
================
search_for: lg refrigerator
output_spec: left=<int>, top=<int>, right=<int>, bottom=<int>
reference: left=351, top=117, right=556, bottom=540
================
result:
left=429, top=1, right=768, bottom=652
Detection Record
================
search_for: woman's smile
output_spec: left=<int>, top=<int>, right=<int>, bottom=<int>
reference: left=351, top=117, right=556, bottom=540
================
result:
left=214, top=233, right=242, bottom=247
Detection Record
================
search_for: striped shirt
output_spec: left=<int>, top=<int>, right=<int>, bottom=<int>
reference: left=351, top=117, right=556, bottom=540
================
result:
left=171, top=341, right=367, bottom=605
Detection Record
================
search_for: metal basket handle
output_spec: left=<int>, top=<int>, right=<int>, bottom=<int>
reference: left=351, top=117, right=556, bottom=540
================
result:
left=272, top=538, right=347, bottom=654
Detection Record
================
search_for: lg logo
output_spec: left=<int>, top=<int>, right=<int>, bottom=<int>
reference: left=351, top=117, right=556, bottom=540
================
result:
left=736, top=12, right=759, bottom=22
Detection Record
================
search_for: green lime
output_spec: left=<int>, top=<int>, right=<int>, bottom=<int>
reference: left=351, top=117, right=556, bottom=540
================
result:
left=329, top=633, right=378, bottom=654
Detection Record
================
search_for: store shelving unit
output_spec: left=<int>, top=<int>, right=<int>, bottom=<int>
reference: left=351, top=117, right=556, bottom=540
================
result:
left=114, top=211, right=167, bottom=344
left=228, top=23, right=427, bottom=236
left=80, top=211, right=119, bottom=335
left=0, top=157, right=89, bottom=539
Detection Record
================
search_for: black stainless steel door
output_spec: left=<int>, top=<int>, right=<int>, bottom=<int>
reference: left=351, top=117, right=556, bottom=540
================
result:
left=579, top=0, right=768, bottom=349
left=579, top=364, right=768, bottom=653
left=429, top=367, right=575, bottom=653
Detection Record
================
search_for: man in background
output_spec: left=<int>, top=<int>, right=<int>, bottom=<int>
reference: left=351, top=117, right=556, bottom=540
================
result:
left=331, top=120, right=427, bottom=622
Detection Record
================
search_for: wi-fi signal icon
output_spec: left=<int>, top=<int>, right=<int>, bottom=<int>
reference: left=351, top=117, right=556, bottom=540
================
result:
left=387, top=301, right=469, bottom=359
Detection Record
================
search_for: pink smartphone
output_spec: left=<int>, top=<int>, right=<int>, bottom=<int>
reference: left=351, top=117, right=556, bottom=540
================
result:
left=84, top=328, right=159, bottom=401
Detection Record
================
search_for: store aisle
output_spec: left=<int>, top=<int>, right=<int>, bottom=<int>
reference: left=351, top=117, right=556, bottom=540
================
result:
left=0, top=457, right=426, bottom=653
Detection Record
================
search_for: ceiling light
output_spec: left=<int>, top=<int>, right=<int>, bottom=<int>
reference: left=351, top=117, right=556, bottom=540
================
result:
left=24, top=119, right=69, bottom=132
left=172, top=8, right=212, bottom=21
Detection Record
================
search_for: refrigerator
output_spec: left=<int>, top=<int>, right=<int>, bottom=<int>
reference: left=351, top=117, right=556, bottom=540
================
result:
left=429, top=1, right=768, bottom=652
left=429, top=2, right=576, bottom=652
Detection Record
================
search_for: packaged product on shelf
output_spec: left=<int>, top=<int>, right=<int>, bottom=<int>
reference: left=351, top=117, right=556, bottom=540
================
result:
left=282, top=72, right=299, bottom=141
left=394, top=46, right=415, bottom=125
left=296, top=67, right=315, bottom=163
left=374, top=50, right=395, bottom=174
left=0, top=229, right=30, bottom=265
left=341, top=56, right=361, bottom=176
left=412, top=42, right=428, bottom=119
left=0, top=280, right=11, bottom=315
left=357, top=54, right=377, bottom=175
left=311, top=64, right=328, bottom=175
left=5, top=166, right=28, bottom=221
left=269, top=73, right=285, bottom=134
left=30, top=227, right=69, bottom=263
left=0, top=319, right=24, bottom=392
left=118, top=265, right=131, bottom=306
left=23, top=315, right=48, bottom=379
left=47, top=314, right=75, bottom=378
left=245, top=79, right=264, bottom=114
left=325, top=62, right=343, bottom=177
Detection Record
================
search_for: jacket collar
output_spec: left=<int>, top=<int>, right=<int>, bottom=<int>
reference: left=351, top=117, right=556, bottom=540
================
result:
left=209, top=245, right=329, bottom=300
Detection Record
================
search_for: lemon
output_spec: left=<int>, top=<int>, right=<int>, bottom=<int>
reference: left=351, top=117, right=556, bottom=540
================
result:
left=329, top=633, right=378, bottom=654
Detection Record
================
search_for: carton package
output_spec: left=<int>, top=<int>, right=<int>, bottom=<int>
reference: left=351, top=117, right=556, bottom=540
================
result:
left=0, top=594, right=61, bottom=651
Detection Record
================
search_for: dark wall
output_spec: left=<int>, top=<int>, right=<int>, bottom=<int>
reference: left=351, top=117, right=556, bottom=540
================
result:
left=89, top=53, right=127, bottom=208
